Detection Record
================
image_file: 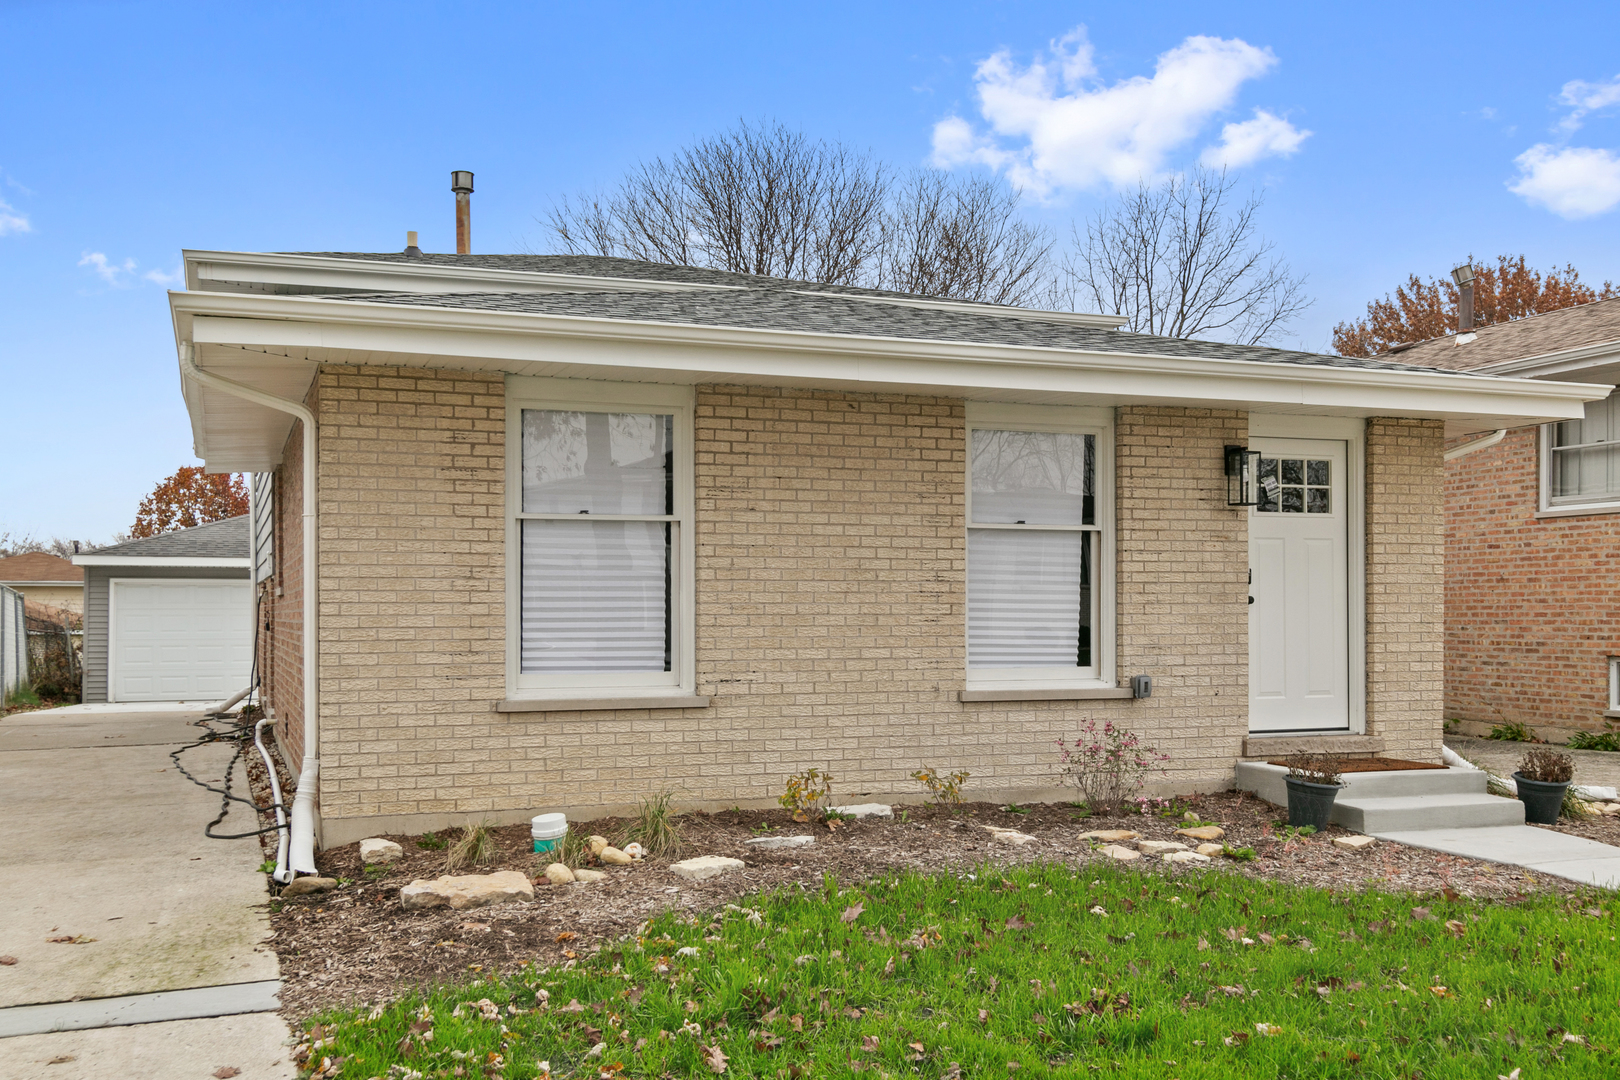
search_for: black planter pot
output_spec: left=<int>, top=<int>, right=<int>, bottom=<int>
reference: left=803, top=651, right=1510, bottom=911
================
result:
left=1285, top=776, right=1341, bottom=831
left=1512, top=772, right=1570, bottom=825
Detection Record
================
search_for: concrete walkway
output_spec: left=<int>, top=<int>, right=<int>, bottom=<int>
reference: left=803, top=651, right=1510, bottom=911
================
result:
left=1375, top=824, right=1620, bottom=889
left=1449, top=734, right=1620, bottom=791
left=0, top=705, right=294, bottom=1079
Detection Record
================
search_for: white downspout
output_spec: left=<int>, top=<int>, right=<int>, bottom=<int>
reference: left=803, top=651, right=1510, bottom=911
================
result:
left=179, top=343, right=319, bottom=879
left=1443, top=429, right=1507, bottom=461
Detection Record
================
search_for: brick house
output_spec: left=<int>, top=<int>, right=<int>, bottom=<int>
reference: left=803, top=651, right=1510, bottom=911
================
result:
left=166, top=247, right=1597, bottom=865
left=1385, top=298, right=1620, bottom=742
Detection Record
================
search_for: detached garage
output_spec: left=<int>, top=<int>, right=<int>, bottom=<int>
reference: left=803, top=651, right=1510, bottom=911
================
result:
left=75, top=516, right=252, bottom=704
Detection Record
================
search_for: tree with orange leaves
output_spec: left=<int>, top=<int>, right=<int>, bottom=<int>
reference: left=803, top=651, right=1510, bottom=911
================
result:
left=130, top=467, right=248, bottom=539
left=1332, top=255, right=1616, bottom=358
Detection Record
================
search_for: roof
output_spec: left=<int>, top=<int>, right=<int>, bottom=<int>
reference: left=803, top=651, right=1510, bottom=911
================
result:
left=1386, top=297, right=1620, bottom=372
left=73, top=516, right=249, bottom=565
left=323, top=286, right=1467, bottom=376
left=0, top=552, right=82, bottom=584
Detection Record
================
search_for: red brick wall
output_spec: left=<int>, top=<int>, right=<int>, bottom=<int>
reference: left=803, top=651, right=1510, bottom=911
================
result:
left=266, top=402, right=309, bottom=770
left=1444, top=425, right=1620, bottom=734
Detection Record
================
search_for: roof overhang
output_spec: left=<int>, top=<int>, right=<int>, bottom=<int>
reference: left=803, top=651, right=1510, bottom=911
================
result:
left=1471, top=337, right=1620, bottom=388
left=72, top=555, right=250, bottom=568
left=169, top=290, right=1609, bottom=473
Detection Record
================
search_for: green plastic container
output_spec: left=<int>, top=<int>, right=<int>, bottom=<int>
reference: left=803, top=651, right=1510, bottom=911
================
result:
left=531, top=812, right=567, bottom=854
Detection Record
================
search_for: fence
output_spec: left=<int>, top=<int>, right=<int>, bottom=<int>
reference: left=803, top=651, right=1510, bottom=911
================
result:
left=0, top=585, right=23, bottom=700
left=25, top=609, right=82, bottom=702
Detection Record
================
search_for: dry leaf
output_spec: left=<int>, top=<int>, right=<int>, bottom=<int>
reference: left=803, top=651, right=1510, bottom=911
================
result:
left=941, top=1064, right=962, bottom=1080
left=1444, top=919, right=1466, bottom=938
left=1255, top=1023, right=1281, bottom=1036
left=1223, top=1031, right=1250, bottom=1047
left=1005, top=915, right=1033, bottom=930
left=790, top=1014, right=804, bottom=1032
left=1411, top=907, right=1434, bottom=921
left=863, top=1035, right=881, bottom=1051
left=45, top=1057, right=76, bottom=1066
left=45, top=935, right=94, bottom=945
left=977, top=1008, right=989, bottom=1024
left=703, top=1043, right=729, bottom=1073
left=213, top=1070, right=242, bottom=1079
left=0, top=956, right=16, bottom=965
left=841, top=903, right=865, bottom=924
left=555, top=931, right=577, bottom=943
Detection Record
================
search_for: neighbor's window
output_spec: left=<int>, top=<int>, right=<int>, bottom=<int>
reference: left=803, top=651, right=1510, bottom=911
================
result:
left=967, top=414, right=1110, bottom=686
left=1548, top=391, right=1620, bottom=506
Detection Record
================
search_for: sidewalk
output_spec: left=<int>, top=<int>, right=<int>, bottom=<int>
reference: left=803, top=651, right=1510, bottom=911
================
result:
left=0, top=705, right=293, bottom=1079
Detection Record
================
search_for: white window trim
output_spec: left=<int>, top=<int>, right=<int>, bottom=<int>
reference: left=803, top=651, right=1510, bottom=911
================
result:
left=1607, top=657, right=1620, bottom=717
left=504, top=376, right=696, bottom=701
left=1538, top=421, right=1620, bottom=517
left=964, top=402, right=1116, bottom=691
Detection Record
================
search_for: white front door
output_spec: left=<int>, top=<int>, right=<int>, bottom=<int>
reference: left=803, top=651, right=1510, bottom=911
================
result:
left=1248, top=438, right=1350, bottom=733
left=110, top=580, right=251, bottom=702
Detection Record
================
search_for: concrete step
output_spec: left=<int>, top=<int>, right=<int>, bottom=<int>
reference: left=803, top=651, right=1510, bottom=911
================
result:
left=1236, top=760, right=1486, bottom=807
left=1332, top=793, right=1525, bottom=833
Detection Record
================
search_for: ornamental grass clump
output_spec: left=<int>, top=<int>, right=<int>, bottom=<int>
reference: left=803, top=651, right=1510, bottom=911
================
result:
left=620, top=790, right=682, bottom=858
left=1056, top=720, right=1168, bottom=814
left=445, top=820, right=498, bottom=874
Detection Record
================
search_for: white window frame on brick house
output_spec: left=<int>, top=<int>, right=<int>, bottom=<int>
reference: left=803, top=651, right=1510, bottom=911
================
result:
left=1607, top=657, right=1620, bottom=717
left=964, top=402, right=1116, bottom=692
left=504, top=376, right=696, bottom=701
left=1539, top=390, right=1620, bottom=518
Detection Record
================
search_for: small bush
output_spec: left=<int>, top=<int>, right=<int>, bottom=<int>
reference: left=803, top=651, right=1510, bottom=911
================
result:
left=1568, top=728, right=1620, bottom=752
left=1489, top=721, right=1535, bottom=742
left=415, top=831, right=447, bottom=851
left=1284, top=751, right=1344, bottom=787
left=779, top=768, right=834, bottom=823
left=620, top=790, right=682, bottom=858
left=445, top=820, right=497, bottom=874
left=912, top=766, right=970, bottom=808
left=1056, top=720, right=1169, bottom=814
left=1518, top=747, right=1574, bottom=784
left=1222, top=845, right=1257, bottom=862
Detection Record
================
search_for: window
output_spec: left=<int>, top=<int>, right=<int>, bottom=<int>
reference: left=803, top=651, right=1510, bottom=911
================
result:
left=966, top=405, right=1113, bottom=689
left=506, top=379, right=694, bottom=697
left=1610, top=657, right=1620, bottom=714
left=1547, top=391, right=1620, bottom=508
left=1256, top=456, right=1332, bottom=514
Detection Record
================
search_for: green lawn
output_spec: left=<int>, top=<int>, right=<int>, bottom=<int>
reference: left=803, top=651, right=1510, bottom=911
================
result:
left=305, top=863, right=1616, bottom=1079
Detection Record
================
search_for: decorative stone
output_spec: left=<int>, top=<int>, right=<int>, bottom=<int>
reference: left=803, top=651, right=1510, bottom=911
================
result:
left=280, top=876, right=338, bottom=897
left=359, top=838, right=403, bottom=865
left=744, top=835, right=816, bottom=850
left=1098, top=844, right=1141, bottom=861
left=1175, top=825, right=1225, bottom=842
left=599, top=846, right=634, bottom=865
left=623, top=842, right=647, bottom=858
left=831, top=803, right=893, bottom=819
left=573, top=868, right=608, bottom=883
left=1194, top=843, right=1226, bottom=857
left=1163, top=850, right=1211, bottom=864
left=981, top=826, right=1037, bottom=846
left=1333, top=835, right=1377, bottom=852
left=1079, top=830, right=1140, bottom=843
left=399, top=871, right=535, bottom=911
left=670, top=856, right=746, bottom=881
left=542, top=863, right=575, bottom=885
left=1136, top=840, right=1189, bottom=856
left=587, top=835, right=610, bottom=856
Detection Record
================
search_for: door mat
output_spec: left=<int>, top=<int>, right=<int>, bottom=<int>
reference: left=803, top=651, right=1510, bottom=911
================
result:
left=1266, top=757, right=1448, bottom=773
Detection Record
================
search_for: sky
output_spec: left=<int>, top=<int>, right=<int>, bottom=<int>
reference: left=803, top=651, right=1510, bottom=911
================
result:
left=4, top=0, right=1620, bottom=543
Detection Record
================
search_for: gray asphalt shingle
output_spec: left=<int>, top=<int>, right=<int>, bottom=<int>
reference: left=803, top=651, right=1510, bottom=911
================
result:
left=89, top=516, right=249, bottom=560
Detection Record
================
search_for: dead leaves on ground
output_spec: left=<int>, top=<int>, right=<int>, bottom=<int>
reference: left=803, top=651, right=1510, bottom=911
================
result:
left=45, top=934, right=95, bottom=944
left=212, top=1069, right=242, bottom=1079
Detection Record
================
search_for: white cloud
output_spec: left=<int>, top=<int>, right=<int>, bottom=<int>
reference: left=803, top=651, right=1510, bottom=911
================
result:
left=143, top=265, right=184, bottom=287
left=79, top=251, right=137, bottom=285
left=1200, top=109, right=1310, bottom=169
left=930, top=26, right=1302, bottom=194
left=1509, top=144, right=1620, bottom=218
left=1557, top=74, right=1620, bottom=132
left=0, top=196, right=29, bottom=235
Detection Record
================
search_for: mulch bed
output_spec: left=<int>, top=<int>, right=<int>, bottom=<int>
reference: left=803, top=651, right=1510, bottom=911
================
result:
left=1265, top=757, right=1448, bottom=772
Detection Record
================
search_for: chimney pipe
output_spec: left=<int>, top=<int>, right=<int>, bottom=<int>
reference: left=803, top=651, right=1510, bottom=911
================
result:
left=404, top=230, right=421, bottom=257
left=1451, top=261, right=1476, bottom=333
left=451, top=170, right=474, bottom=254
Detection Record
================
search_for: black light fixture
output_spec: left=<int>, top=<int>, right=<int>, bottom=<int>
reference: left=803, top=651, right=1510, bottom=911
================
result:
left=1225, top=445, right=1261, bottom=507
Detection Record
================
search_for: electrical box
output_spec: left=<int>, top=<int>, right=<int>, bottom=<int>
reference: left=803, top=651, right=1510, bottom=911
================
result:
left=1131, top=675, right=1153, bottom=699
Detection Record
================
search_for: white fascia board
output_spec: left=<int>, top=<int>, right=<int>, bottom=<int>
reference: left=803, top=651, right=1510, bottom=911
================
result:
left=173, top=292, right=1604, bottom=426
left=1470, top=338, right=1620, bottom=379
left=72, top=555, right=250, bottom=568
left=0, top=580, right=81, bottom=587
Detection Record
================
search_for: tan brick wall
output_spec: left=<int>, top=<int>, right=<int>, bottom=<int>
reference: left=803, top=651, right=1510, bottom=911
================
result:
left=1444, top=426, right=1620, bottom=737
left=1365, top=417, right=1446, bottom=760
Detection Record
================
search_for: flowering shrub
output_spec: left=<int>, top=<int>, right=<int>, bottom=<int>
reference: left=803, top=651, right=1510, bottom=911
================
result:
left=911, top=766, right=971, bottom=808
left=1056, top=720, right=1169, bottom=814
left=779, top=768, right=834, bottom=822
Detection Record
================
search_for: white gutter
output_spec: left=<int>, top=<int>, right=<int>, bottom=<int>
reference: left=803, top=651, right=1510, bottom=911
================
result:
left=72, top=556, right=250, bottom=568
left=1443, top=429, right=1508, bottom=461
left=178, top=343, right=319, bottom=880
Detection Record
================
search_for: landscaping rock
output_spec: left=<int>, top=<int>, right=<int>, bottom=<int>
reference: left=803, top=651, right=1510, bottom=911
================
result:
left=587, top=835, right=610, bottom=856
left=599, top=846, right=634, bottom=865
left=1136, top=840, right=1189, bottom=856
left=573, top=869, right=608, bottom=883
left=981, top=826, right=1037, bottom=846
left=1333, top=835, right=1377, bottom=852
left=399, top=871, right=535, bottom=911
left=542, top=863, right=575, bottom=885
left=670, top=856, right=746, bottom=881
left=744, top=835, right=816, bottom=850
left=1079, top=830, right=1140, bottom=843
left=281, top=876, right=338, bottom=897
left=831, top=803, right=893, bottom=820
left=1175, top=825, right=1225, bottom=842
left=623, top=842, right=647, bottom=858
left=359, top=838, right=403, bottom=865
left=1098, top=844, right=1141, bottom=861
left=1195, top=843, right=1226, bottom=857
left=1163, top=850, right=1211, bottom=864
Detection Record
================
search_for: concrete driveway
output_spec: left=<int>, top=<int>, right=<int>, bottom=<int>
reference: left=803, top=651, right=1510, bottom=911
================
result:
left=0, top=704, right=294, bottom=1079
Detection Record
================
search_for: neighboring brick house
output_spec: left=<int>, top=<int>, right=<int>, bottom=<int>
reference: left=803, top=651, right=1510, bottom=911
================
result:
left=1386, top=298, right=1620, bottom=742
left=0, top=552, right=84, bottom=616
left=167, top=247, right=1597, bottom=856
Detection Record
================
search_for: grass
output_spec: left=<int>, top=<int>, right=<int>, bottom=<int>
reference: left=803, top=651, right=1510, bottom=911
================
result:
left=445, top=821, right=498, bottom=874
left=305, top=863, right=1617, bottom=1079
left=1568, top=730, right=1620, bottom=752
left=1489, top=721, right=1535, bottom=742
left=1, top=683, right=42, bottom=714
left=416, top=831, right=448, bottom=851
left=619, top=790, right=682, bottom=859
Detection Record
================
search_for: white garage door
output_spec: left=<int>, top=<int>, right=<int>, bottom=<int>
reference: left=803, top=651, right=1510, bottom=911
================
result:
left=110, top=580, right=251, bottom=702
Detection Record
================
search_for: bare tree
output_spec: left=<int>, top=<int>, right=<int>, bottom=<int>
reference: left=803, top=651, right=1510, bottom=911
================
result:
left=1065, top=168, right=1310, bottom=345
left=545, top=120, right=1055, bottom=305
left=0, top=533, right=101, bottom=559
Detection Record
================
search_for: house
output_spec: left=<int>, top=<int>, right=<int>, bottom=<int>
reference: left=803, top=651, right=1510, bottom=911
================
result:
left=166, top=244, right=1599, bottom=862
left=1387, top=297, right=1620, bottom=742
left=72, top=517, right=253, bottom=704
left=0, top=552, right=84, bottom=616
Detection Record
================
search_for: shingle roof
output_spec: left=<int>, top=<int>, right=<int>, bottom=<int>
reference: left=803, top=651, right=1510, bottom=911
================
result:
left=1385, top=297, right=1620, bottom=371
left=86, top=516, right=249, bottom=560
left=326, top=287, right=1474, bottom=376
left=0, top=552, right=82, bottom=583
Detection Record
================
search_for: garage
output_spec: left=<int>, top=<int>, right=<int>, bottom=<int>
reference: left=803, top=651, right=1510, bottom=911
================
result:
left=75, top=516, right=253, bottom=704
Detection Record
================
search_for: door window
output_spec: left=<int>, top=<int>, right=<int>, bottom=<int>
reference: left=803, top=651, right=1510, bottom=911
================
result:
left=1256, top=457, right=1332, bottom=514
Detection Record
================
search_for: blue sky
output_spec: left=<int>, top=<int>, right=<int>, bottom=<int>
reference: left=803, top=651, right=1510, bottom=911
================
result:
left=5, top=0, right=1620, bottom=542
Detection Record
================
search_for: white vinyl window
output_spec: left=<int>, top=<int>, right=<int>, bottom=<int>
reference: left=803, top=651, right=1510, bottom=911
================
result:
left=966, top=404, right=1114, bottom=689
left=506, top=378, right=694, bottom=698
left=1545, top=391, right=1620, bottom=510
left=1610, top=657, right=1620, bottom=713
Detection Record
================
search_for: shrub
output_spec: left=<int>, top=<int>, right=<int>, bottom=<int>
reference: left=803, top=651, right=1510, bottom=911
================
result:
left=779, top=768, right=835, bottom=823
left=1568, top=728, right=1620, bottom=752
left=1056, top=720, right=1168, bottom=814
left=1489, top=721, right=1534, bottom=742
left=415, top=831, right=447, bottom=851
left=620, top=790, right=682, bottom=858
left=445, top=820, right=498, bottom=873
left=911, top=766, right=970, bottom=808
left=1518, top=747, right=1574, bottom=785
left=1284, top=751, right=1344, bottom=787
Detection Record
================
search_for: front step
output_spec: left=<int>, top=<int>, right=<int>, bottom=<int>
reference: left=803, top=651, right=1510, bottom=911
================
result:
left=1335, top=792, right=1524, bottom=833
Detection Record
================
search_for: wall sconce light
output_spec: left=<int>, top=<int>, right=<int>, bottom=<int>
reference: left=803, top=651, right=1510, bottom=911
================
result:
left=1225, top=445, right=1261, bottom=507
